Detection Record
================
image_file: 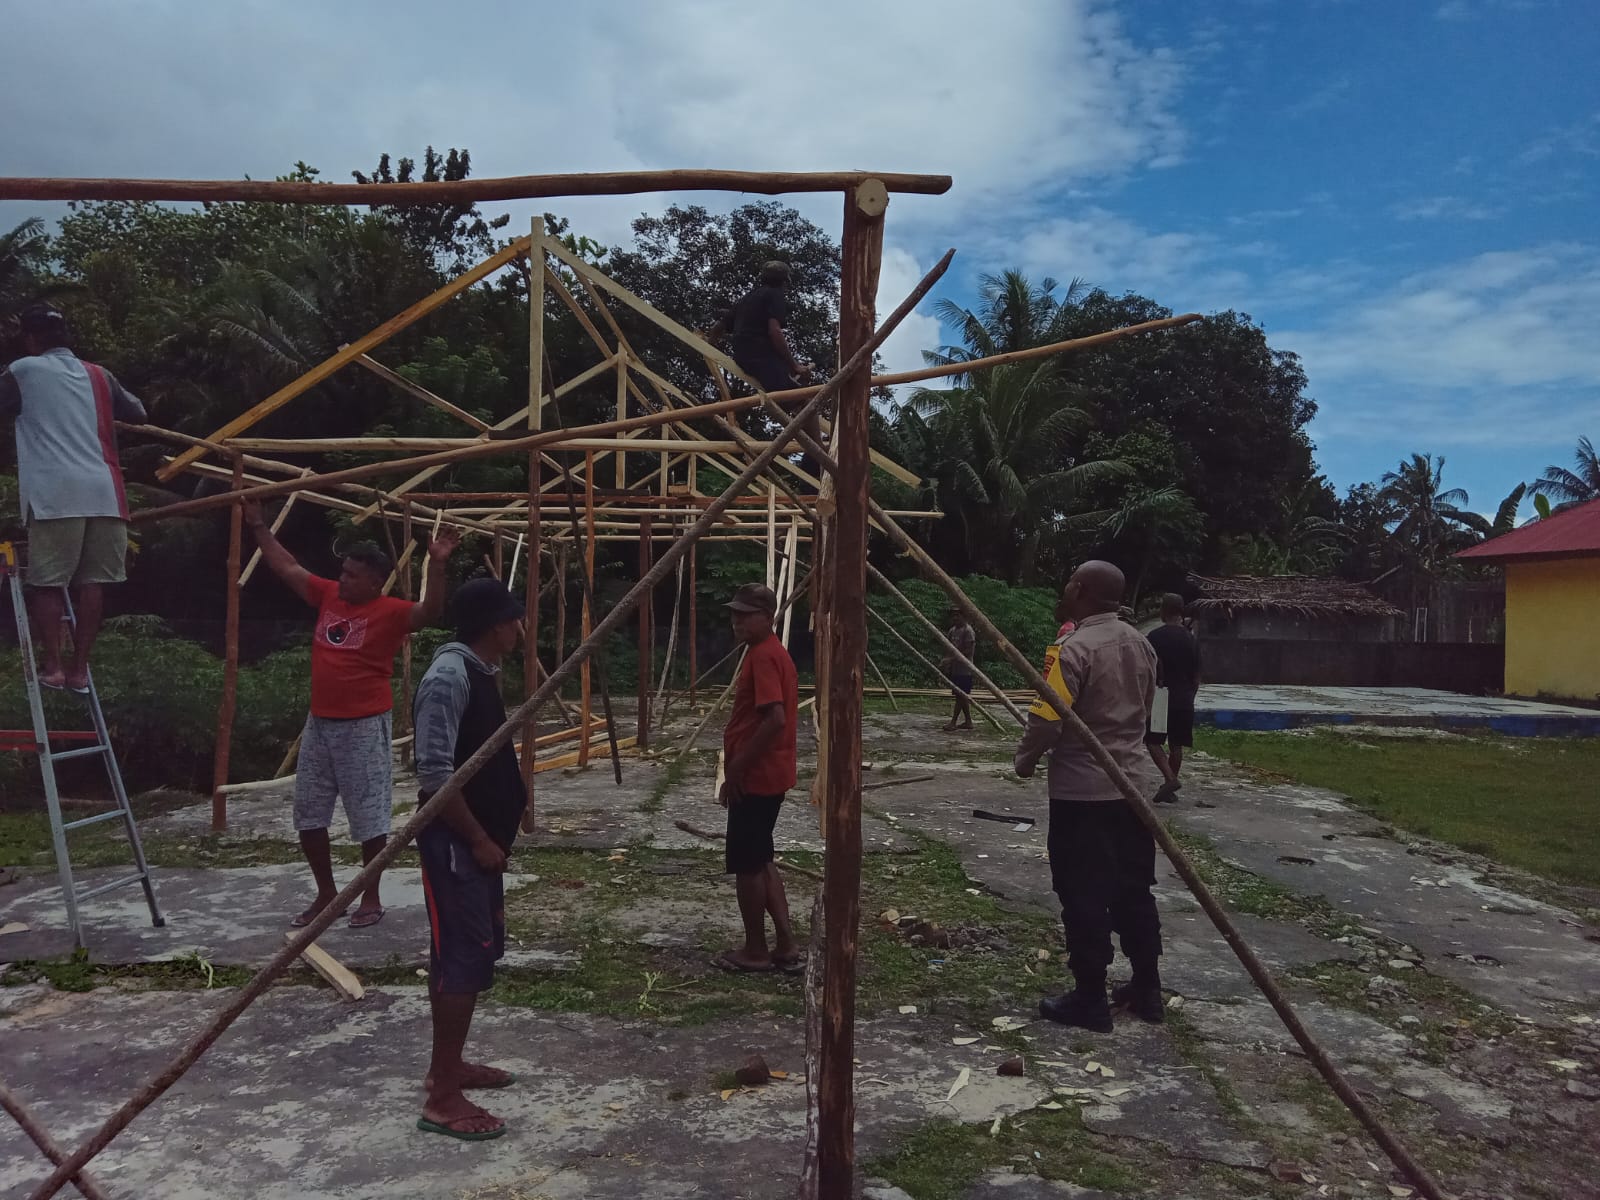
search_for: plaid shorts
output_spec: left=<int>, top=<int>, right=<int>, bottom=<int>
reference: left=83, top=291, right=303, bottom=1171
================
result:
left=293, top=712, right=394, bottom=842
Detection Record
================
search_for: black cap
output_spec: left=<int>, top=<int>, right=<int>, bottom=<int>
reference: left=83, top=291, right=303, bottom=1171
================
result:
left=19, top=304, right=67, bottom=335
left=725, top=582, right=778, bottom=615
left=453, top=577, right=524, bottom=641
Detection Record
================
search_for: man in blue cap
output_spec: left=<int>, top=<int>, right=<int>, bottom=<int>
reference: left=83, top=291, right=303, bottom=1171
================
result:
left=412, top=576, right=529, bottom=1141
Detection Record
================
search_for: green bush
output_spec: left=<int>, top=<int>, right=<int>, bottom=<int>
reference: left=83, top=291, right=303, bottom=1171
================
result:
left=866, top=574, right=1057, bottom=688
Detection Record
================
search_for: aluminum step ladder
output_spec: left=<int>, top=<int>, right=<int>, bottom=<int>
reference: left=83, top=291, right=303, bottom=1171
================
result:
left=1, top=540, right=163, bottom=947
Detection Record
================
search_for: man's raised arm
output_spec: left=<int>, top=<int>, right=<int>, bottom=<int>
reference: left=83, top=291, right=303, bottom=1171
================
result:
left=243, top=500, right=315, bottom=605
left=410, top=525, right=462, bottom=631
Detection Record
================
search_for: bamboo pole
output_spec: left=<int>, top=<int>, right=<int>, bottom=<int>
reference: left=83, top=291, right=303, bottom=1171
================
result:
left=554, top=545, right=568, bottom=694
left=781, top=519, right=800, bottom=646
left=637, top=514, right=653, bottom=747
left=0, top=1079, right=110, bottom=1200
left=522, top=214, right=546, bottom=817
left=353, top=352, right=491, bottom=432
left=237, top=480, right=303, bottom=586
left=652, top=549, right=685, bottom=734
left=133, top=388, right=775, bottom=524
left=866, top=563, right=1025, bottom=725
left=0, top=169, right=953, bottom=205
left=766, top=484, right=777, bottom=588
left=23, top=244, right=953, bottom=1200
left=688, top=542, right=698, bottom=703
left=580, top=452, right=595, bottom=768
left=398, top=504, right=415, bottom=740
left=210, top=456, right=245, bottom=832
left=864, top=650, right=899, bottom=713
left=812, top=178, right=887, bottom=1199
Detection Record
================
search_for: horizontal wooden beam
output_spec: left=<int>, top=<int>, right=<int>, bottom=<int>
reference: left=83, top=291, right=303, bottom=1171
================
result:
left=223, top=436, right=758, bottom=454
left=0, top=169, right=952, bottom=205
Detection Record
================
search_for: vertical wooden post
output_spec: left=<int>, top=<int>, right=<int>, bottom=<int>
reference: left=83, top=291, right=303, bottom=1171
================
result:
left=688, top=542, right=698, bottom=704
left=397, top=503, right=415, bottom=739
left=492, top=529, right=504, bottom=580
left=615, top=356, right=628, bottom=489
left=554, top=543, right=568, bottom=704
left=521, top=217, right=546, bottom=809
left=211, top=454, right=245, bottom=833
left=766, top=484, right=777, bottom=588
left=637, top=513, right=653, bottom=747
left=579, top=449, right=595, bottom=766
left=815, top=179, right=886, bottom=1199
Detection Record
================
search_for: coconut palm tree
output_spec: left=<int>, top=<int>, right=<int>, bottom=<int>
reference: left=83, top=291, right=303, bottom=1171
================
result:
left=1531, top=436, right=1600, bottom=510
left=1377, top=453, right=1482, bottom=570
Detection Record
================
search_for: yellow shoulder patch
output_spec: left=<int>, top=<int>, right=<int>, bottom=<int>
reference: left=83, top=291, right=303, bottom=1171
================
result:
left=1028, top=641, right=1074, bottom=721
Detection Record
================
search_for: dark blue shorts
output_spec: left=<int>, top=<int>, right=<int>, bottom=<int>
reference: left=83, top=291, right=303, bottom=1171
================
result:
left=950, top=674, right=974, bottom=695
left=419, top=825, right=506, bottom=995
left=732, top=350, right=797, bottom=394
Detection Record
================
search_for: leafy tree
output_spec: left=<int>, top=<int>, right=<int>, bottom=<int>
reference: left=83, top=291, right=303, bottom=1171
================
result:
left=890, top=271, right=1129, bottom=584
left=352, top=147, right=511, bottom=273
left=1487, top=482, right=1528, bottom=536
left=1531, top=436, right=1600, bottom=510
left=603, top=202, right=840, bottom=410
left=1051, top=291, right=1319, bottom=561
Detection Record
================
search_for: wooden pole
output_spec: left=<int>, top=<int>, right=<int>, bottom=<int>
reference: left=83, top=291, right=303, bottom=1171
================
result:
left=653, top=550, right=685, bottom=733
left=579, top=451, right=595, bottom=768
left=688, top=542, right=698, bottom=703
left=521, top=215, right=546, bottom=819
left=864, top=649, right=899, bottom=713
left=0, top=169, right=953, bottom=205
left=554, top=544, right=568, bottom=697
left=397, top=504, right=415, bottom=739
left=25, top=250, right=953, bottom=1200
left=866, top=563, right=1025, bottom=725
left=813, top=178, right=886, bottom=1199
left=0, top=1080, right=111, bottom=1200
left=766, top=484, right=777, bottom=588
left=211, top=455, right=245, bottom=832
left=637, top=514, right=653, bottom=747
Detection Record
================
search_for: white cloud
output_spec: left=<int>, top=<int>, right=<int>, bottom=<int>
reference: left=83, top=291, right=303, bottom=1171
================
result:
left=1391, top=196, right=1499, bottom=221
left=1279, top=245, right=1600, bottom=392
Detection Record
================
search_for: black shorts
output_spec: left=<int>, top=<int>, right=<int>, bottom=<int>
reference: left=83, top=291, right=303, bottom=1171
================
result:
left=419, top=825, right=506, bottom=995
left=732, top=349, right=796, bottom=394
left=725, top=792, right=785, bottom=875
left=1146, top=690, right=1196, bottom=749
left=949, top=673, right=974, bottom=695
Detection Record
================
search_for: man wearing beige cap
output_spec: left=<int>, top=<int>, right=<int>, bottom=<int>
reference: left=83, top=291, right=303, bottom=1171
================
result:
left=714, top=583, right=802, bottom=973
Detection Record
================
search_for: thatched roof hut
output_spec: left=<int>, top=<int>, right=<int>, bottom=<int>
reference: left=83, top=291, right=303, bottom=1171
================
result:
left=1186, top=574, right=1402, bottom=642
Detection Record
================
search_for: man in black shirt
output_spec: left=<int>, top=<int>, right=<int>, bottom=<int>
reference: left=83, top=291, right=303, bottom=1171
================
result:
left=412, top=578, right=529, bottom=1141
left=710, top=260, right=813, bottom=393
left=1145, top=593, right=1201, bottom=802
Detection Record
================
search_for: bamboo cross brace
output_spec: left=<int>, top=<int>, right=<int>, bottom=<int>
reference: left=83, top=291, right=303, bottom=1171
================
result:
left=23, top=246, right=955, bottom=1200
left=0, top=1079, right=110, bottom=1200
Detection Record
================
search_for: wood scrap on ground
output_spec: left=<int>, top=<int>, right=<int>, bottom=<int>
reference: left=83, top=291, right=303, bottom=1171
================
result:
left=286, top=932, right=364, bottom=1001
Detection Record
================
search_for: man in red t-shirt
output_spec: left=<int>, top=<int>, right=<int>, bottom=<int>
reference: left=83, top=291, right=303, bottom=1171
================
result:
left=714, top=583, right=801, bottom=973
left=245, top=502, right=459, bottom=928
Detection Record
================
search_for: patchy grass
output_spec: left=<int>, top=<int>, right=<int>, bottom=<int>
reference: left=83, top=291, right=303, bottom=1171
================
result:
left=1163, top=825, right=1362, bottom=941
left=1199, top=729, right=1600, bottom=889
left=865, top=1108, right=1143, bottom=1199
left=1289, top=959, right=1521, bottom=1065
left=1163, top=1007, right=1255, bottom=1128
left=639, top=752, right=691, bottom=815
left=2, top=947, right=252, bottom=992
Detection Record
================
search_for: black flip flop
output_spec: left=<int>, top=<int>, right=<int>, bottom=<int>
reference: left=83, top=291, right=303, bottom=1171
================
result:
left=712, top=953, right=774, bottom=974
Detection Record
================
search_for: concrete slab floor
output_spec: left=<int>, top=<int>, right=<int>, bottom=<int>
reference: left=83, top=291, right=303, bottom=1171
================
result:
left=1196, top=684, right=1600, bottom=735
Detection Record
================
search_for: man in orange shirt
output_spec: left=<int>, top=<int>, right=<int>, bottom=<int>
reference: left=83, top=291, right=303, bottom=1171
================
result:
left=246, top=502, right=459, bottom=927
left=715, top=583, right=801, bottom=973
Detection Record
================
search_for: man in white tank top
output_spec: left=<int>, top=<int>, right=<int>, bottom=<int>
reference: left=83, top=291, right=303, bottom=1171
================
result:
left=1, top=305, right=147, bottom=692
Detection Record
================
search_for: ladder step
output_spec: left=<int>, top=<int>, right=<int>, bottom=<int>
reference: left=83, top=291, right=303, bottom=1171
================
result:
left=74, top=872, right=148, bottom=903
left=49, top=744, right=111, bottom=763
left=63, top=809, right=126, bottom=833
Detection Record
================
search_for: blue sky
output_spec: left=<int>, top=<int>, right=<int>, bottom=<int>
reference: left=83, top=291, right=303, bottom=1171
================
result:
left=1, top=0, right=1595, bottom=516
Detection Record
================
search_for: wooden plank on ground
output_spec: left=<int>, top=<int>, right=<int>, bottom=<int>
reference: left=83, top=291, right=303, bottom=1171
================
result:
left=287, top=933, right=365, bottom=1001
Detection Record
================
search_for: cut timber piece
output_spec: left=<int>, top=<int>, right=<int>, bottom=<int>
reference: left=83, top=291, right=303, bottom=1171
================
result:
left=352, top=353, right=491, bottom=432
left=535, top=735, right=638, bottom=774
left=287, top=933, right=365, bottom=1001
left=160, top=235, right=534, bottom=481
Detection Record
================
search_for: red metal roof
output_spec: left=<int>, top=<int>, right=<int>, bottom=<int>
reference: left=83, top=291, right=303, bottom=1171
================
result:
left=1457, top=497, right=1600, bottom=560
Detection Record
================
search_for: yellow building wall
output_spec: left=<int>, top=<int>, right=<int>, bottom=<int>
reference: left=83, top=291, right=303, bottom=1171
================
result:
left=1504, top=557, right=1600, bottom=701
